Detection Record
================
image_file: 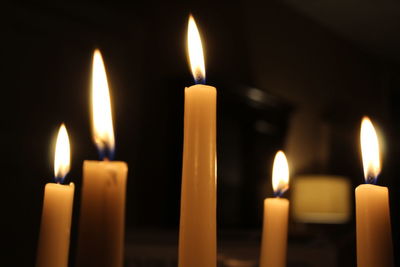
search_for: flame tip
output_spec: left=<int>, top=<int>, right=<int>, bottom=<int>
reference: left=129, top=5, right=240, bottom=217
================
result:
left=92, top=45, right=115, bottom=158
left=360, top=117, right=381, bottom=182
left=272, top=151, right=290, bottom=196
left=54, top=124, right=71, bottom=183
left=187, top=15, right=206, bottom=82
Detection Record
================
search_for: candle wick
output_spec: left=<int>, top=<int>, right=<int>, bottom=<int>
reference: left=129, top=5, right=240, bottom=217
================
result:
left=98, top=145, right=114, bottom=161
left=365, top=175, right=378, bottom=185
left=274, top=187, right=288, bottom=198
left=55, top=176, right=64, bottom=184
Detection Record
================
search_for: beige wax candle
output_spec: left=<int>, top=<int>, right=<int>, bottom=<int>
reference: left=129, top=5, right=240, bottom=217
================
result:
left=76, top=161, right=128, bottom=267
left=260, top=151, right=290, bottom=267
left=260, top=198, right=289, bottom=267
left=76, top=49, right=128, bottom=267
left=356, top=117, right=393, bottom=267
left=178, top=16, right=217, bottom=267
left=356, top=184, right=393, bottom=267
left=36, top=124, right=74, bottom=267
left=36, top=183, right=75, bottom=267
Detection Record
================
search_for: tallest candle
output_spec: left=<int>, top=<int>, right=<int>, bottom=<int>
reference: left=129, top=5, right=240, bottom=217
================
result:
left=76, top=50, right=128, bottom=267
left=356, top=117, right=393, bottom=267
left=178, top=15, right=217, bottom=267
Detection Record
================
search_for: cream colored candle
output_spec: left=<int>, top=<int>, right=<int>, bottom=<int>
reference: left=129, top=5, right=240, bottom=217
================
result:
left=76, top=161, right=127, bottom=267
left=356, top=117, right=393, bottom=267
left=260, top=151, right=290, bottom=267
left=36, top=124, right=74, bottom=267
left=178, top=15, right=217, bottom=267
left=76, top=49, right=128, bottom=267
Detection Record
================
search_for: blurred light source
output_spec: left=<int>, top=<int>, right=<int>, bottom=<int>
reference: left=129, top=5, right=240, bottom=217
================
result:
left=292, top=175, right=351, bottom=224
left=247, top=88, right=265, bottom=102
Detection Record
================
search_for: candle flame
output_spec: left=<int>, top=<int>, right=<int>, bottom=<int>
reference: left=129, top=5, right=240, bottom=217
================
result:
left=360, top=116, right=381, bottom=183
left=272, top=151, right=290, bottom=196
left=91, top=49, right=115, bottom=160
left=187, top=15, right=206, bottom=84
left=54, top=124, right=70, bottom=183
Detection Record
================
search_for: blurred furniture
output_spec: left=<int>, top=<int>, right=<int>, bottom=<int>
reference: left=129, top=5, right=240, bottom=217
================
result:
left=125, top=230, right=337, bottom=267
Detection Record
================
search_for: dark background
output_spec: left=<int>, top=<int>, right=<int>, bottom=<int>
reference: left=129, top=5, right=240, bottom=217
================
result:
left=2, top=1, right=399, bottom=266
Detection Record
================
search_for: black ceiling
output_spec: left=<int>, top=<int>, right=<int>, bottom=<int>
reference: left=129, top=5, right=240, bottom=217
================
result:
left=281, top=0, right=400, bottom=61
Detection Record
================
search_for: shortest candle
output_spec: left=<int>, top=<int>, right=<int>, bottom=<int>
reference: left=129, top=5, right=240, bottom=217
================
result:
left=36, top=124, right=75, bottom=267
left=356, top=117, right=393, bottom=267
left=260, top=151, right=290, bottom=267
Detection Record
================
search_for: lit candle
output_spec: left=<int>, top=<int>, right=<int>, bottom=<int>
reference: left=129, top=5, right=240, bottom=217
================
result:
left=356, top=117, right=393, bottom=267
left=260, top=151, right=290, bottom=267
left=36, top=124, right=74, bottom=267
left=178, top=15, right=217, bottom=267
left=76, top=50, right=128, bottom=267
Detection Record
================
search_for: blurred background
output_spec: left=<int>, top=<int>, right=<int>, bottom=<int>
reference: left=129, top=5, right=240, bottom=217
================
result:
left=2, top=1, right=400, bottom=266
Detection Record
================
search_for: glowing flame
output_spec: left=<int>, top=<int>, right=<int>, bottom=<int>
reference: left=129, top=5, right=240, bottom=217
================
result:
left=187, top=15, right=206, bottom=84
left=91, top=49, right=115, bottom=159
left=54, top=124, right=70, bottom=183
left=360, top=117, right=381, bottom=183
left=272, top=151, right=290, bottom=196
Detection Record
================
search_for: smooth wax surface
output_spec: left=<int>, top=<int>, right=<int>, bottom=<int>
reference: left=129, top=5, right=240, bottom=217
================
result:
left=179, top=84, right=217, bottom=267
left=36, top=182, right=74, bottom=267
left=260, top=198, right=289, bottom=267
left=356, top=184, right=393, bottom=267
left=76, top=160, right=128, bottom=267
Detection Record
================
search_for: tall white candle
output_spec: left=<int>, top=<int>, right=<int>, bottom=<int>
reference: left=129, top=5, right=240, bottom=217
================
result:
left=178, top=15, right=217, bottom=267
left=260, top=151, right=290, bottom=267
left=356, top=117, right=393, bottom=267
left=36, top=124, right=74, bottom=267
left=76, top=50, right=128, bottom=267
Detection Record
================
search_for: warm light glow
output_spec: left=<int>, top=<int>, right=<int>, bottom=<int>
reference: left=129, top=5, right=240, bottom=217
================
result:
left=187, top=15, right=205, bottom=84
left=272, top=151, right=290, bottom=196
left=360, top=116, right=381, bottom=183
left=292, top=175, right=351, bottom=224
left=91, top=49, right=115, bottom=159
left=54, top=124, right=70, bottom=182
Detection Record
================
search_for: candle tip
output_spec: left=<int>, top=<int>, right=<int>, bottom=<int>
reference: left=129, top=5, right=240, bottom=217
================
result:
left=91, top=49, right=115, bottom=160
left=54, top=123, right=71, bottom=183
left=272, top=150, right=290, bottom=197
left=360, top=116, right=381, bottom=184
left=187, top=15, right=206, bottom=84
